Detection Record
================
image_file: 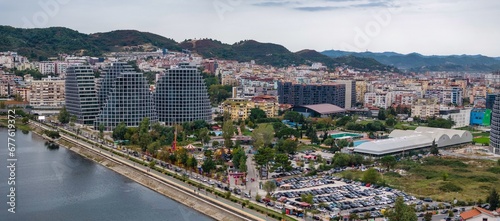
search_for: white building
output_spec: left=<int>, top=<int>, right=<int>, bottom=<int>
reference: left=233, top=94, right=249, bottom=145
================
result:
left=29, top=76, right=65, bottom=108
left=37, top=62, right=56, bottom=75
left=439, top=108, right=472, bottom=128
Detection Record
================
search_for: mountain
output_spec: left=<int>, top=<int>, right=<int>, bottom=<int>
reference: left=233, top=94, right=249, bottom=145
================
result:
left=322, top=49, right=500, bottom=72
left=0, top=25, right=392, bottom=71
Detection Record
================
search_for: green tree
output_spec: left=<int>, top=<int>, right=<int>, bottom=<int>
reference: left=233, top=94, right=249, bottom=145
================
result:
left=222, top=120, right=235, bottom=149
left=239, top=158, right=247, bottom=173
left=201, top=156, right=216, bottom=175
left=249, top=108, right=267, bottom=121
left=275, top=139, right=298, bottom=155
left=254, top=147, right=275, bottom=179
left=98, top=123, right=105, bottom=140
left=380, top=155, right=397, bottom=171
left=21, top=117, right=29, bottom=124
left=138, top=118, right=151, bottom=152
left=301, top=194, right=314, bottom=220
left=112, top=121, right=128, bottom=140
left=232, top=147, right=247, bottom=170
left=349, top=213, right=359, bottom=221
left=386, top=117, right=397, bottom=127
left=263, top=180, right=277, bottom=196
left=147, top=141, right=161, bottom=156
left=186, top=156, right=198, bottom=172
left=198, top=127, right=211, bottom=146
left=430, top=139, right=439, bottom=155
left=274, top=153, right=293, bottom=172
left=58, top=106, right=70, bottom=124
left=386, top=196, right=417, bottom=221
left=486, top=188, right=499, bottom=210
left=378, top=108, right=387, bottom=120
left=362, top=168, right=381, bottom=184
left=442, top=172, right=449, bottom=181
left=251, top=124, right=274, bottom=148
left=283, top=111, right=305, bottom=123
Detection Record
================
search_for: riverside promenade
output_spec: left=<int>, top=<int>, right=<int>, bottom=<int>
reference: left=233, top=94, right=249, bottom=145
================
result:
left=30, top=121, right=273, bottom=221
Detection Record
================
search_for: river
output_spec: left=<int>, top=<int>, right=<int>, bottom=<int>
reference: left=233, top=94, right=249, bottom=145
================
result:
left=0, top=128, right=213, bottom=221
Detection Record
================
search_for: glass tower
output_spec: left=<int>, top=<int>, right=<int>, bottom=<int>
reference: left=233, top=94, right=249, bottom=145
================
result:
left=65, top=65, right=99, bottom=125
left=490, top=95, right=500, bottom=154
left=155, top=63, right=212, bottom=125
left=97, top=62, right=135, bottom=109
left=95, top=64, right=158, bottom=130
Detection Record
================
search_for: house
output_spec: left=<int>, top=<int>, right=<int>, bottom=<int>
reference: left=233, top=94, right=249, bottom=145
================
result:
left=460, top=207, right=500, bottom=221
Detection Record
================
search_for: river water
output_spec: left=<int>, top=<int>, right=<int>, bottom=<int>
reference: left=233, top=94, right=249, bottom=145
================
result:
left=0, top=128, right=213, bottom=221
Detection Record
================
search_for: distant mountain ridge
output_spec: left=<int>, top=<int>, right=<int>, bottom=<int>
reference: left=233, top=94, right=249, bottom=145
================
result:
left=0, top=25, right=394, bottom=71
left=322, top=50, right=500, bottom=72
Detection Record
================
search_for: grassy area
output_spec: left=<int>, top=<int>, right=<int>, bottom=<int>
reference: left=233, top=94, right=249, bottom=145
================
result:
left=297, top=144, right=318, bottom=152
left=0, top=119, right=31, bottom=131
left=473, top=137, right=490, bottom=144
left=393, top=123, right=418, bottom=130
left=340, top=157, right=500, bottom=203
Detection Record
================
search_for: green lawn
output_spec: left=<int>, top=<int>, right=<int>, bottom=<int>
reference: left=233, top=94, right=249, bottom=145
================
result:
left=473, top=137, right=490, bottom=144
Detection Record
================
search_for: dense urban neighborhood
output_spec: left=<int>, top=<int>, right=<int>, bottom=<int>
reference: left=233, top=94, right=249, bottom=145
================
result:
left=1, top=32, right=500, bottom=221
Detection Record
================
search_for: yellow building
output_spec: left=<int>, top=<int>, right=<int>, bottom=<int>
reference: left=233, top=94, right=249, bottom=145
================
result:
left=221, top=96, right=279, bottom=121
left=355, top=81, right=367, bottom=103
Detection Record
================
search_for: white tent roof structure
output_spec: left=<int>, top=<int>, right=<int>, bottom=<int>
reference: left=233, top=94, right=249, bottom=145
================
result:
left=354, top=127, right=472, bottom=156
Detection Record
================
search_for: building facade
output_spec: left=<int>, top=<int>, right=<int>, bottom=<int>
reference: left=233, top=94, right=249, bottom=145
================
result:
left=221, top=96, right=279, bottom=121
left=29, top=77, right=65, bottom=108
left=470, top=108, right=492, bottom=126
left=154, top=63, right=212, bottom=125
left=65, top=65, right=99, bottom=125
left=94, top=67, right=158, bottom=130
left=277, top=81, right=346, bottom=108
left=335, top=80, right=356, bottom=108
left=491, top=95, right=500, bottom=154
left=97, top=62, right=135, bottom=109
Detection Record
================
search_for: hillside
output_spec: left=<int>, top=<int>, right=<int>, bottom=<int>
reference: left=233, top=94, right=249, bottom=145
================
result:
left=322, top=50, right=500, bottom=72
left=0, top=25, right=392, bottom=71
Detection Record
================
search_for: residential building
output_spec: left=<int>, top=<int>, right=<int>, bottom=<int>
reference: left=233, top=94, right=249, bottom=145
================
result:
left=37, top=62, right=56, bottom=75
left=411, top=99, right=440, bottom=118
left=355, top=81, right=367, bottom=103
left=439, top=108, right=471, bottom=128
left=154, top=63, right=212, bottom=125
left=491, top=95, right=500, bottom=154
left=335, top=80, right=357, bottom=108
left=277, top=81, right=346, bottom=108
left=29, top=76, right=65, bottom=108
left=364, top=92, right=393, bottom=109
left=459, top=207, right=500, bottom=221
left=221, top=95, right=279, bottom=121
left=94, top=64, right=158, bottom=130
left=65, top=65, right=99, bottom=125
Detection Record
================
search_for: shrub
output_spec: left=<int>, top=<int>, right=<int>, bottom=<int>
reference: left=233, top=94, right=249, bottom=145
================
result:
left=487, top=167, right=500, bottom=174
left=470, top=175, right=498, bottom=183
left=385, top=171, right=402, bottom=178
left=439, top=183, right=463, bottom=192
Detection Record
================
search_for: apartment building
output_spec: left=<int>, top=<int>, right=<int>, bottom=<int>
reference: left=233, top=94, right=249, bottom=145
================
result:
left=29, top=77, right=65, bottom=107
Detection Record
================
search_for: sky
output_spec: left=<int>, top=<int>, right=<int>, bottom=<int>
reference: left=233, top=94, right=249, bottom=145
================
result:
left=1, top=0, right=500, bottom=57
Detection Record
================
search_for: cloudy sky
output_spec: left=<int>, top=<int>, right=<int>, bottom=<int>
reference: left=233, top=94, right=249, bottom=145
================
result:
left=1, top=0, right=500, bottom=56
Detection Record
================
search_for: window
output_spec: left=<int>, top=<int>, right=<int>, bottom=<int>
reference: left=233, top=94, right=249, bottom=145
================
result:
left=483, top=218, right=488, bottom=221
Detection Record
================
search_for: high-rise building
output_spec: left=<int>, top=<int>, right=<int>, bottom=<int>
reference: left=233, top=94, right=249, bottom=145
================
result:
left=94, top=64, right=157, bottom=130
left=490, top=95, right=500, bottom=154
left=154, top=63, right=211, bottom=125
left=29, top=76, right=65, bottom=108
left=486, top=94, right=497, bottom=110
left=335, top=80, right=356, bottom=109
left=97, top=62, right=135, bottom=109
left=277, top=81, right=346, bottom=108
left=65, top=65, right=99, bottom=125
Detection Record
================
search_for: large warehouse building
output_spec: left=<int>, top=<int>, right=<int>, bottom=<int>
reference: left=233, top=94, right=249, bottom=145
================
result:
left=354, top=127, right=472, bottom=156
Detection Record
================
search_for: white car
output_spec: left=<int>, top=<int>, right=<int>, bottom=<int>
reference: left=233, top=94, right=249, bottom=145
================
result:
left=275, top=204, right=284, bottom=210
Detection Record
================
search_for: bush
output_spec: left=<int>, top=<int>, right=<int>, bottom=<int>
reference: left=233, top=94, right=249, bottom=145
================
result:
left=423, top=157, right=468, bottom=168
left=452, top=168, right=472, bottom=173
left=439, top=183, right=463, bottom=192
left=470, top=175, right=498, bottom=183
left=487, top=167, right=500, bottom=174
left=385, top=171, right=402, bottom=178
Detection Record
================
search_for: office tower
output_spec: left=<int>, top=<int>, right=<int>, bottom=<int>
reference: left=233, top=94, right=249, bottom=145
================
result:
left=486, top=94, right=497, bottom=110
left=491, top=95, right=500, bottom=154
left=155, top=63, right=211, bottom=125
left=97, top=62, right=135, bottom=108
left=65, top=65, right=99, bottom=125
left=94, top=65, right=157, bottom=130
left=335, top=80, right=357, bottom=109
left=277, top=81, right=346, bottom=108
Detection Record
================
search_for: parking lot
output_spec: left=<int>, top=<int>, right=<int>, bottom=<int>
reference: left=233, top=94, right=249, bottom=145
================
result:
left=270, top=175, right=418, bottom=219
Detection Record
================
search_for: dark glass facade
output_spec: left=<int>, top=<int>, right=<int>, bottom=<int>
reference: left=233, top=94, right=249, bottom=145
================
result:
left=277, top=81, right=346, bottom=108
left=491, top=95, right=500, bottom=154
left=65, top=65, right=99, bottom=125
left=154, top=63, right=211, bottom=125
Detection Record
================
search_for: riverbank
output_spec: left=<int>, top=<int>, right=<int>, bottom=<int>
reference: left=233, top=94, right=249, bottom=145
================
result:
left=29, top=122, right=266, bottom=221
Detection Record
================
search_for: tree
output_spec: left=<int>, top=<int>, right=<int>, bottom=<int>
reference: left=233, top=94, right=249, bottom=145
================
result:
left=378, top=108, right=387, bottom=120
left=58, top=106, right=70, bottom=124
left=430, top=139, right=439, bottom=155
left=21, top=117, right=29, bottom=124
left=186, top=156, right=198, bottom=173
left=275, top=127, right=299, bottom=139
left=138, top=118, right=151, bottom=152
left=283, top=111, right=305, bottom=123
left=212, top=140, right=219, bottom=147
left=301, top=194, right=314, bottom=220
left=251, top=124, right=274, bottom=148
left=442, top=172, right=449, bottom=181
left=486, top=188, right=499, bottom=210
left=147, top=141, right=161, bottom=157
left=380, top=156, right=397, bottom=171
left=254, top=147, right=275, bottom=179
left=198, top=127, right=211, bottom=146
left=274, top=153, right=293, bottom=172
left=275, top=139, right=298, bottom=155
left=362, top=168, right=381, bottom=184
left=263, top=180, right=277, bottom=196
left=386, top=196, right=417, bottom=221
left=423, top=212, right=432, bottom=221
left=98, top=123, right=105, bottom=140
left=386, top=117, right=397, bottom=127
left=249, top=108, right=267, bottom=121
left=239, top=158, right=247, bottom=173
left=232, top=147, right=247, bottom=171
left=349, top=213, right=359, bottom=221
left=112, top=122, right=128, bottom=140
left=222, top=120, right=235, bottom=149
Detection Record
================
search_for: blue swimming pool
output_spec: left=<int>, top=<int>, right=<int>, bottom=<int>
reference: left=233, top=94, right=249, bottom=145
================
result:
left=353, top=140, right=370, bottom=146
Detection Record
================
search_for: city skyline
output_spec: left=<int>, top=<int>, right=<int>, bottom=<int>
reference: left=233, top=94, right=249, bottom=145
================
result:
left=1, top=0, right=500, bottom=57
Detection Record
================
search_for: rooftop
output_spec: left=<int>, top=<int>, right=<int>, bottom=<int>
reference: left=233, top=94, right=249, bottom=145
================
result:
left=296, top=103, right=345, bottom=115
